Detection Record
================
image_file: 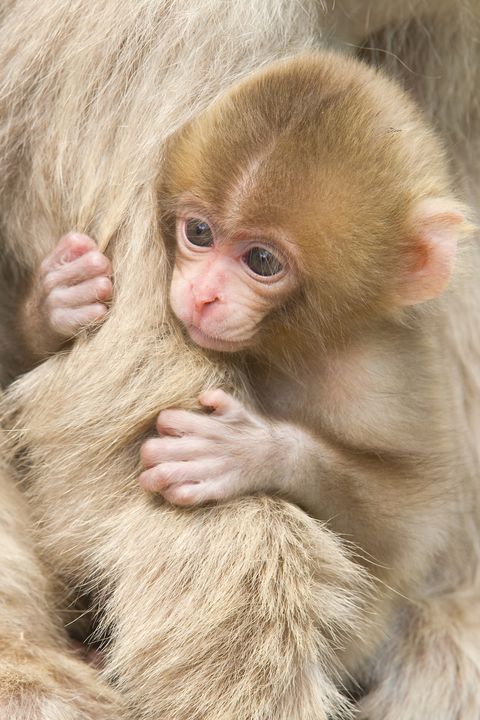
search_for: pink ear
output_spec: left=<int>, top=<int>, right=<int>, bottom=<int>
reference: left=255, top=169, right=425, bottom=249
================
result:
left=396, top=198, right=467, bottom=306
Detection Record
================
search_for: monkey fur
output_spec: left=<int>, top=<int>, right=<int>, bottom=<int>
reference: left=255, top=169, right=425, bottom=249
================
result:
left=0, top=1, right=479, bottom=719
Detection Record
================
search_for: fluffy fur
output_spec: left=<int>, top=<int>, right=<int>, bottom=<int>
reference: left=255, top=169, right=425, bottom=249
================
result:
left=0, top=434, right=123, bottom=719
left=0, top=1, right=479, bottom=718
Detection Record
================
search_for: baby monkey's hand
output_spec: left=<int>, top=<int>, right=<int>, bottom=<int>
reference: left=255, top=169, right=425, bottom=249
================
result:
left=139, top=389, right=283, bottom=506
left=22, top=233, right=112, bottom=359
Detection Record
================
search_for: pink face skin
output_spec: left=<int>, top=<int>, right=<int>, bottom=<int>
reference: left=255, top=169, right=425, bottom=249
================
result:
left=169, top=211, right=298, bottom=352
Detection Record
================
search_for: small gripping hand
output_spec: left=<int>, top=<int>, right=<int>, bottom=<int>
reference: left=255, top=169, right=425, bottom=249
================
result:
left=22, top=233, right=113, bottom=359
left=139, top=389, right=282, bottom=506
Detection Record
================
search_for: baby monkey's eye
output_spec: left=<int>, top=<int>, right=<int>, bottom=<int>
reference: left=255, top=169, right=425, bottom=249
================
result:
left=184, top=219, right=214, bottom=247
left=243, top=247, right=284, bottom=277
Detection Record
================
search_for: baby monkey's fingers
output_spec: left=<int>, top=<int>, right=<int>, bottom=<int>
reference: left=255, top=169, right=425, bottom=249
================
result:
left=47, top=277, right=113, bottom=309
left=40, top=232, right=98, bottom=275
left=138, top=458, right=226, bottom=496
left=20, top=232, right=112, bottom=360
left=39, top=234, right=112, bottom=339
left=161, top=481, right=225, bottom=507
left=42, top=249, right=112, bottom=292
left=160, top=471, right=241, bottom=506
left=198, top=389, right=245, bottom=417
left=49, top=304, right=108, bottom=337
left=156, top=408, right=222, bottom=438
left=141, top=435, right=212, bottom=467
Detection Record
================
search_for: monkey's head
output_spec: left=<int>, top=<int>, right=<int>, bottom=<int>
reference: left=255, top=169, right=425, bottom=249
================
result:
left=162, top=53, right=469, bottom=357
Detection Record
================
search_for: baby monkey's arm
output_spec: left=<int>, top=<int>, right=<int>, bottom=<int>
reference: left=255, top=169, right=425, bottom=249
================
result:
left=19, top=233, right=112, bottom=363
left=138, top=386, right=451, bottom=580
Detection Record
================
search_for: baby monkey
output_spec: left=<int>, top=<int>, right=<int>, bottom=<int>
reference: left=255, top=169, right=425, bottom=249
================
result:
left=23, top=53, right=468, bottom=569
left=139, top=50, right=467, bottom=538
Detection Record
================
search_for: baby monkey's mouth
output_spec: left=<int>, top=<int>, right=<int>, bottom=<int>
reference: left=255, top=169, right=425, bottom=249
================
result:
left=187, top=324, right=248, bottom=353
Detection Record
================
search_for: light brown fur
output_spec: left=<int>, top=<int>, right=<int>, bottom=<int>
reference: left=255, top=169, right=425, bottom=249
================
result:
left=0, top=1, right=479, bottom=718
left=0, top=434, right=123, bottom=719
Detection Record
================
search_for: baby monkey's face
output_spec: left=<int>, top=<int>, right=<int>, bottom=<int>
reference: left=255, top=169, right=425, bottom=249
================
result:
left=166, top=53, right=467, bottom=356
left=169, top=208, right=298, bottom=352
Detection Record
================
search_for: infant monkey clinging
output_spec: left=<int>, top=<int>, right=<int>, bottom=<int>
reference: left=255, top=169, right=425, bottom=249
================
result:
left=139, top=52, right=469, bottom=593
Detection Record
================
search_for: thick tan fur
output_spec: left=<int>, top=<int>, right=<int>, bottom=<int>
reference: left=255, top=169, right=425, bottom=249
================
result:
left=0, top=1, right=479, bottom=718
left=0, top=437, right=123, bottom=719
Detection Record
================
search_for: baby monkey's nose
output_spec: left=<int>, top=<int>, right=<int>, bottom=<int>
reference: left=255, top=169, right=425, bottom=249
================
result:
left=191, top=281, right=221, bottom=312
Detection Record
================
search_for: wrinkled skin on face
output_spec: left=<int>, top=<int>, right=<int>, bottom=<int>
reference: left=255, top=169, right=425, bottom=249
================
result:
left=169, top=213, right=297, bottom=352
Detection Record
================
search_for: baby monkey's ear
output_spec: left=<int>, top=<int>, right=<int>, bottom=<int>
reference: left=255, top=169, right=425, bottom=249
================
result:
left=396, top=198, right=471, bottom=306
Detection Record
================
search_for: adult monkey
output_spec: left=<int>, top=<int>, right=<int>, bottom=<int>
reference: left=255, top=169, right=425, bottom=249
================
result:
left=0, top=4, right=479, bottom=720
